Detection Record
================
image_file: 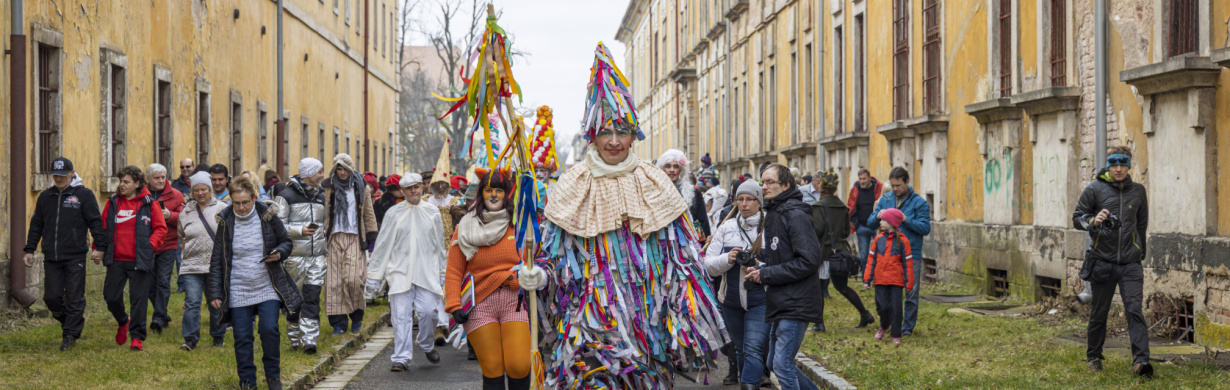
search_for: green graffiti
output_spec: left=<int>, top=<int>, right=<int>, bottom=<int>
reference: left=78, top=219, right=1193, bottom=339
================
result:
left=984, top=159, right=1001, bottom=193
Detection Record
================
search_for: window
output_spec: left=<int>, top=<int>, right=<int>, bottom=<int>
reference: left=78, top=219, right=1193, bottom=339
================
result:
left=197, top=88, right=210, bottom=164
left=790, top=52, right=798, bottom=143
left=854, top=15, right=865, bottom=131
left=999, top=0, right=1012, bottom=97
left=346, top=131, right=351, bottom=155
left=805, top=44, right=814, bottom=137
left=835, top=26, right=844, bottom=134
left=319, top=122, right=326, bottom=161
left=1168, top=0, right=1197, bottom=58
left=258, top=102, right=269, bottom=166
left=334, top=127, right=340, bottom=157
left=101, top=51, right=127, bottom=177
left=301, top=117, right=311, bottom=162
left=769, top=65, right=777, bottom=149
left=1048, top=0, right=1067, bottom=86
left=230, top=92, right=243, bottom=175
left=758, top=71, right=765, bottom=149
left=334, top=0, right=339, bottom=15
left=652, top=33, right=659, bottom=81
left=893, top=0, right=910, bottom=121
left=381, top=3, right=386, bottom=56
left=923, top=0, right=943, bottom=113
left=34, top=37, right=63, bottom=174
left=155, top=67, right=173, bottom=168
left=345, top=0, right=351, bottom=25
left=355, top=0, right=361, bottom=35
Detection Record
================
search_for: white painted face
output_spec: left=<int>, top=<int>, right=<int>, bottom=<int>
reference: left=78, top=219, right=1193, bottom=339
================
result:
left=595, top=124, right=634, bottom=165
left=662, top=162, right=683, bottom=182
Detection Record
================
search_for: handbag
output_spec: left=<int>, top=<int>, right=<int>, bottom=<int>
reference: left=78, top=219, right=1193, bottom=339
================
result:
left=816, top=203, right=861, bottom=276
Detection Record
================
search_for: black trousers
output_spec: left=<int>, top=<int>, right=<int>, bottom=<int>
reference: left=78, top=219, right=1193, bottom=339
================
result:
left=874, top=285, right=904, bottom=338
left=328, top=309, right=365, bottom=331
left=104, top=263, right=154, bottom=341
left=44, top=257, right=88, bottom=339
left=1087, top=261, right=1150, bottom=365
left=148, top=249, right=177, bottom=327
left=830, top=272, right=871, bottom=316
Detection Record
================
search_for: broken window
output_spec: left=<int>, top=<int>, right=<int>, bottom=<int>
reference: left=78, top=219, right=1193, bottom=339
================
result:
left=230, top=93, right=243, bottom=175
left=999, top=0, right=1013, bottom=97
left=923, top=0, right=942, bottom=114
left=36, top=42, right=63, bottom=174
left=1168, top=0, right=1197, bottom=58
left=198, top=91, right=210, bottom=165
left=155, top=71, right=173, bottom=168
left=1037, top=276, right=1061, bottom=299
left=1050, top=0, right=1067, bottom=86
left=988, top=268, right=1009, bottom=298
left=893, top=0, right=910, bottom=121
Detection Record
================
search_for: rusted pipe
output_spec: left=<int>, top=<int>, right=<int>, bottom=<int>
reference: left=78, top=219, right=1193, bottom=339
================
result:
left=9, top=0, right=37, bottom=308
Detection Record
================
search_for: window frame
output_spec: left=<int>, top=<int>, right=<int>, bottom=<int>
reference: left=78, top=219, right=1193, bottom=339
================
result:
left=230, top=91, right=244, bottom=176
left=196, top=80, right=211, bottom=166
left=32, top=25, right=64, bottom=179
left=154, top=66, right=174, bottom=168
left=257, top=101, right=269, bottom=166
left=100, top=49, right=128, bottom=180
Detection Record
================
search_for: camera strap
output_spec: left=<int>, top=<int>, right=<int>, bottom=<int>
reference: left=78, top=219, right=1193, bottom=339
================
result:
left=736, top=212, right=763, bottom=254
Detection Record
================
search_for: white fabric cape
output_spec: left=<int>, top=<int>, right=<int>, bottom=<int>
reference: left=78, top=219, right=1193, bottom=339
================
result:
left=367, top=200, right=447, bottom=296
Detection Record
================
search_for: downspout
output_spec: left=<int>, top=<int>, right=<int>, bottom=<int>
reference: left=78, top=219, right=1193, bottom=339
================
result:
left=723, top=4, right=731, bottom=180
left=1080, top=0, right=1108, bottom=305
left=362, top=0, right=370, bottom=172
left=276, top=0, right=286, bottom=179
left=8, top=0, right=37, bottom=308
left=817, top=0, right=825, bottom=171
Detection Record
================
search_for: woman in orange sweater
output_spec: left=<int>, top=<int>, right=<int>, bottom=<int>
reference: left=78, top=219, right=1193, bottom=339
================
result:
left=445, top=173, right=547, bottom=390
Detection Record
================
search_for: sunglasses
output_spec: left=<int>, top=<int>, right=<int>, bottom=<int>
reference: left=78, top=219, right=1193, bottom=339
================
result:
left=181, top=165, right=193, bottom=169
left=1107, top=157, right=1130, bottom=166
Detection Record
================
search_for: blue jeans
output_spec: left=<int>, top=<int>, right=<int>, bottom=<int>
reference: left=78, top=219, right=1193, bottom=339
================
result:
left=230, top=300, right=282, bottom=387
left=856, top=226, right=876, bottom=274
left=720, top=303, right=770, bottom=384
left=767, top=319, right=820, bottom=390
left=903, top=243, right=923, bottom=334
left=180, top=274, right=226, bottom=344
left=149, top=249, right=178, bottom=326
left=175, top=250, right=185, bottom=291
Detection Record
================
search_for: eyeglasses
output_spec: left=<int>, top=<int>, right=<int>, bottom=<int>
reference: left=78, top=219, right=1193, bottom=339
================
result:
left=1107, top=157, right=1130, bottom=166
left=762, top=180, right=780, bottom=186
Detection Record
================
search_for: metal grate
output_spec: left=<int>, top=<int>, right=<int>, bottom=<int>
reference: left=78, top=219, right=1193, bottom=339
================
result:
left=1038, top=276, right=1061, bottom=299
left=923, top=258, right=938, bottom=284
left=998, top=0, right=1012, bottom=97
left=922, top=0, right=942, bottom=114
left=1168, top=0, right=1197, bottom=58
left=1050, top=0, right=1067, bottom=86
left=1176, top=298, right=1195, bottom=342
left=989, top=268, right=1009, bottom=298
left=835, top=26, right=844, bottom=133
left=893, top=0, right=910, bottom=121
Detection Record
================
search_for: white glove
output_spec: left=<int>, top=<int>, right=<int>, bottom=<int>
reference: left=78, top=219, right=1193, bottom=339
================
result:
left=447, top=326, right=468, bottom=349
left=365, top=278, right=381, bottom=295
left=519, top=267, right=548, bottom=291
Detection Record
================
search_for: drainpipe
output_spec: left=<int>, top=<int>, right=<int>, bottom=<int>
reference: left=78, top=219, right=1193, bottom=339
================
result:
left=8, top=0, right=36, bottom=308
left=362, top=0, right=370, bottom=172
left=276, top=0, right=286, bottom=179
left=724, top=3, right=732, bottom=180
left=817, top=0, right=825, bottom=171
left=1080, top=0, right=1108, bottom=305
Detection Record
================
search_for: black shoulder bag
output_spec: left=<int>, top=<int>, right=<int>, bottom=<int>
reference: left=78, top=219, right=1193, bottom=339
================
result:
left=816, top=204, right=861, bottom=276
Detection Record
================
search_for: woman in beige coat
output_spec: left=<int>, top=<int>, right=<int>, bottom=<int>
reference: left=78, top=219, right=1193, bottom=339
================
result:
left=177, top=171, right=228, bottom=350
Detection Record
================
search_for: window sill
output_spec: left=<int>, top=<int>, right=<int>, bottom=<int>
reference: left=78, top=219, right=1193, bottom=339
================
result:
left=31, top=174, right=54, bottom=192
left=1211, top=47, right=1230, bottom=69
left=875, top=120, right=912, bottom=141
left=1119, top=55, right=1219, bottom=96
left=818, top=131, right=870, bottom=150
left=963, top=98, right=1022, bottom=124
left=902, top=114, right=949, bottom=135
left=1010, top=86, right=1080, bottom=116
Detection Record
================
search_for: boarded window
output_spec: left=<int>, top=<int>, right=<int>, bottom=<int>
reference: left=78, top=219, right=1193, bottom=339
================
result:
left=1050, top=0, right=1067, bottom=86
left=999, top=0, right=1013, bottom=97
left=855, top=14, right=866, bottom=131
left=197, top=91, right=210, bottom=164
left=1168, top=0, right=1197, bottom=58
left=230, top=94, right=243, bottom=175
left=893, top=0, right=910, bottom=121
left=36, top=43, right=63, bottom=174
left=834, top=26, right=844, bottom=134
left=923, top=0, right=942, bottom=113
left=155, top=75, right=173, bottom=168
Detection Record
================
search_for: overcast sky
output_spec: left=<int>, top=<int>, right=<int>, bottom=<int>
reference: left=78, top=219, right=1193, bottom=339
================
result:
left=405, top=0, right=630, bottom=159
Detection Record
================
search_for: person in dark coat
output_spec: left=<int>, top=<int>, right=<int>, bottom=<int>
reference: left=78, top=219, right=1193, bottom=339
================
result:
left=373, top=174, right=404, bottom=227
left=23, top=157, right=105, bottom=350
left=1074, top=146, right=1151, bottom=377
left=656, top=149, right=711, bottom=237
left=208, top=176, right=303, bottom=390
left=810, top=170, right=875, bottom=333
left=743, top=164, right=824, bottom=390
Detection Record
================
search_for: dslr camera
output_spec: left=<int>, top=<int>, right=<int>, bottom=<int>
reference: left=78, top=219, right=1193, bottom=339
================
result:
left=735, top=250, right=760, bottom=268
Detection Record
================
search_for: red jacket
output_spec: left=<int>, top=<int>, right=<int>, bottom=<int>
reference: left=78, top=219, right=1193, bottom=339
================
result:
left=152, top=186, right=185, bottom=253
left=864, top=231, right=914, bottom=291
left=98, top=187, right=167, bottom=262
left=846, top=178, right=883, bottom=233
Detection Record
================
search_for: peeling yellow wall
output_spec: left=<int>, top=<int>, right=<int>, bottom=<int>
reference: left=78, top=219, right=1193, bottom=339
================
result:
left=944, top=2, right=989, bottom=222
left=1215, top=3, right=1230, bottom=236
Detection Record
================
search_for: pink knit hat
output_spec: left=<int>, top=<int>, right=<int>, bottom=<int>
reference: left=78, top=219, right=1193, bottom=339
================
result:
left=881, top=208, right=905, bottom=228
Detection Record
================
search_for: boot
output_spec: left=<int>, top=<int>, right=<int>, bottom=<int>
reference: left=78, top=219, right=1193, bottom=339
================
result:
left=468, top=344, right=478, bottom=360
left=741, top=384, right=759, bottom=390
left=507, top=375, right=531, bottom=390
left=820, top=278, right=832, bottom=299
left=482, top=375, right=506, bottom=390
left=722, top=347, right=739, bottom=385
left=810, top=322, right=826, bottom=332
left=856, top=311, right=875, bottom=328
left=328, top=315, right=348, bottom=336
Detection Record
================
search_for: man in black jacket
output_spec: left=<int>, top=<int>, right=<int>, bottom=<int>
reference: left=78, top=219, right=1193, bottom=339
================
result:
left=743, top=163, right=824, bottom=390
left=23, top=157, right=106, bottom=350
left=1073, top=146, right=1151, bottom=377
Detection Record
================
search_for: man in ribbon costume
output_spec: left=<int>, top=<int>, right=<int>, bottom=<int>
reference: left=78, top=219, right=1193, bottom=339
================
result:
left=536, top=42, right=728, bottom=389
left=367, top=173, right=447, bottom=371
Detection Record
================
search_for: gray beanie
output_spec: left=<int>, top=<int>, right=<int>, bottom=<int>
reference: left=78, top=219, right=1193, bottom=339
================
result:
left=735, top=180, right=764, bottom=206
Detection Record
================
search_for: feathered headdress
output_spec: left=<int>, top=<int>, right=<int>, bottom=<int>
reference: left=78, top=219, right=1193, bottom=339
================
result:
left=582, top=42, right=643, bottom=142
left=530, top=106, right=558, bottom=172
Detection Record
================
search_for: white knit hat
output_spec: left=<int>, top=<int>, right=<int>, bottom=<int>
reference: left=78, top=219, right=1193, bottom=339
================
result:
left=298, top=157, right=324, bottom=179
left=190, top=171, right=212, bottom=189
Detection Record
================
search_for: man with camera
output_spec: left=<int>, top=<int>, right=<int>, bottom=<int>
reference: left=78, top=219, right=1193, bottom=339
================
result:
left=1073, top=146, right=1151, bottom=377
left=273, top=157, right=330, bottom=354
left=743, top=164, right=824, bottom=390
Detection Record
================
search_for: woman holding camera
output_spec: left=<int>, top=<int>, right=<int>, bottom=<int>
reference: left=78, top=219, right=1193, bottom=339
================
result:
left=703, top=180, right=770, bottom=390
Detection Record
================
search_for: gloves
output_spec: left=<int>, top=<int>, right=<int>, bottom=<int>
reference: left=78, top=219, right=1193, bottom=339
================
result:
left=365, top=279, right=381, bottom=295
left=452, top=310, right=469, bottom=325
left=365, top=232, right=378, bottom=247
left=519, top=267, right=548, bottom=291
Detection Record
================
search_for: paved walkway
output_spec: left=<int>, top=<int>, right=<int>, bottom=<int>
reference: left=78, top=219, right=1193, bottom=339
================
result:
left=339, top=325, right=743, bottom=389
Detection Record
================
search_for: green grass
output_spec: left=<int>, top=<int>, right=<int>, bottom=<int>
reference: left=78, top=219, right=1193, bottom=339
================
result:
left=803, top=282, right=1230, bottom=389
left=0, top=283, right=389, bottom=390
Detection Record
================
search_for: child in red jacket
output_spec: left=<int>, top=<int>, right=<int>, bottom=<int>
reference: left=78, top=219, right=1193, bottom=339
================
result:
left=863, top=208, right=914, bottom=344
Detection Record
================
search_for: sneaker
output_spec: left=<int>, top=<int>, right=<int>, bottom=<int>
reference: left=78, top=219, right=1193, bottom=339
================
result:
left=425, top=349, right=441, bottom=364
left=1133, top=362, right=1153, bottom=378
left=212, top=338, right=226, bottom=348
left=267, top=378, right=282, bottom=390
left=1088, top=359, right=1103, bottom=372
left=181, top=340, right=197, bottom=351
left=351, top=322, right=363, bottom=334
left=391, top=362, right=407, bottom=372
left=130, top=339, right=144, bottom=351
left=150, top=321, right=164, bottom=335
left=304, top=344, right=317, bottom=355
left=902, top=330, right=913, bottom=336
left=892, top=337, right=901, bottom=344
left=331, top=327, right=346, bottom=336
left=60, top=335, right=76, bottom=351
left=875, top=328, right=886, bottom=341
left=116, top=320, right=130, bottom=345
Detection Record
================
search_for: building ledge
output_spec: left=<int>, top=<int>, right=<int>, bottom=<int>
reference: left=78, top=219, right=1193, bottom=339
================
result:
left=725, top=0, right=749, bottom=21
left=1213, top=47, right=1230, bottom=68
left=1120, top=55, right=1220, bottom=96
left=1010, top=86, right=1081, bottom=116
left=670, top=66, right=697, bottom=85
left=964, top=98, right=1022, bottom=124
left=903, top=114, right=950, bottom=135
left=692, top=38, right=709, bottom=56
left=779, top=142, right=818, bottom=156
left=875, top=121, right=913, bottom=141
left=707, top=22, right=727, bottom=41
left=819, top=131, right=871, bottom=150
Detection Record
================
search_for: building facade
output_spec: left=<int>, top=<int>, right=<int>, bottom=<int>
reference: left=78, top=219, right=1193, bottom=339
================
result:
left=620, top=0, right=1230, bottom=349
left=2, top=0, right=401, bottom=308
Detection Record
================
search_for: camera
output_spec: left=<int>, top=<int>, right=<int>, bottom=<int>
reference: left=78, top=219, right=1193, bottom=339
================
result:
left=1102, top=213, right=1119, bottom=230
left=735, top=250, right=759, bottom=268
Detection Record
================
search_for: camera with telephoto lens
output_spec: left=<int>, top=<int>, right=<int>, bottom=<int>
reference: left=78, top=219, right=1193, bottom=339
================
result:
left=735, top=250, right=760, bottom=268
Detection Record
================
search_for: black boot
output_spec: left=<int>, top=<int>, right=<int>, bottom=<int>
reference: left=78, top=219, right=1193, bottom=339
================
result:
left=468, top=344, right=478, bottom=360
left=722, top=347, right=739, bottom=385
left=820, top=278, right=832, bottom=299
left=741, top=384, right=759, bottom=390
left=810, top=322, right=827, bottom=332
left=856, top=311, right=876, bottom=328
left=507, top=374, right=531, bottom=390
left=482, top=375, right=506, bottom=390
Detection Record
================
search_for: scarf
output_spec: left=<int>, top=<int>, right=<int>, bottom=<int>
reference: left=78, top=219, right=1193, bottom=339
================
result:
left=585, top=144, right=640, bottom=178
left=455, top=209, right=511, bottom=260
left=331, top=170, right=361, bottom=228
left=736, top=211, right=764, bottom=253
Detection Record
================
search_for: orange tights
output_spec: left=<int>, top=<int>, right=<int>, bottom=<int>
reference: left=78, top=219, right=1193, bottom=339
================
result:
left=468, top=321, right=531, bottom=379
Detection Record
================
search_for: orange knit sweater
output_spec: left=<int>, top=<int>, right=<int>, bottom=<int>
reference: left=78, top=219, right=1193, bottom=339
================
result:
left=444, top=226, right=523, bottom=314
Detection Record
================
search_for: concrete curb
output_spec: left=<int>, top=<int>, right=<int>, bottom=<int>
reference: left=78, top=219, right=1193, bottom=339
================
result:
left=288, top=312, right=392, bottom=390
left=795, top=353, right=857, bottom=390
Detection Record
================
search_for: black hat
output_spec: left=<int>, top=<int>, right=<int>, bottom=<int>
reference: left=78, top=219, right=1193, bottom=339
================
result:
left=50, top=157, right=74, bottom=176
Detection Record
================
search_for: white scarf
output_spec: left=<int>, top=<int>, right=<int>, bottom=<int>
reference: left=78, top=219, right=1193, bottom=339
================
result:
left=455, top=209, right=511, bottom=260
left=585, top=144, right=640, bottom=178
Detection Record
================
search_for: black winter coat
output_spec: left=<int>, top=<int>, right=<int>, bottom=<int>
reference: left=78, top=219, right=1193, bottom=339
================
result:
left=24, top=184, right=105, bottom=261
left=689, top=187, right=711, bottom=237
left=207, top=202, right=304, bottom=326
left=812, top=194, right=853, bottom=255
left=758, top=186, right=827, bottom=323
left=374, top=191, right=401, bottom=227
left=1073, top=168, right=1148, bottom=264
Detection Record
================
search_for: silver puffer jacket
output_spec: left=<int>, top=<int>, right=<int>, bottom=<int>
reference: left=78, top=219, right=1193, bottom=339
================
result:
left=274, top=177, right=328, bottom=286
